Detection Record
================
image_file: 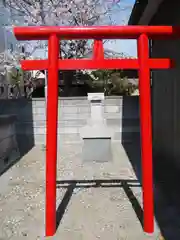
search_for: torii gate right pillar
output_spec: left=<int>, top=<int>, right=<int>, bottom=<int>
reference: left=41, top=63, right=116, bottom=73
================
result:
left=138, top=33, right=154, bottom=233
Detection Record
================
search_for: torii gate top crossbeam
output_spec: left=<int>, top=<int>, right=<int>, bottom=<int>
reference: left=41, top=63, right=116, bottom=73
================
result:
left=13, top=26, right=175, bottom=71
left=14, top=25, right=180, bottom=40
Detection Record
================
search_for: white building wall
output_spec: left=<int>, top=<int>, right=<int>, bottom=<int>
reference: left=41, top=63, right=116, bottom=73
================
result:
left=0, top=1, right=25, bottom=98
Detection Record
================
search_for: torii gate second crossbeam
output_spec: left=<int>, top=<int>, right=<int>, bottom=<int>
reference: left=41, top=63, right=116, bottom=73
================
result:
left=14, top=25, right=175, bottom=237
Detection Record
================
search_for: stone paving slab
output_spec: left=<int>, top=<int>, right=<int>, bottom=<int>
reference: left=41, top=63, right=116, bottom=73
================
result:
left=0, top=143, right=160, bottom=240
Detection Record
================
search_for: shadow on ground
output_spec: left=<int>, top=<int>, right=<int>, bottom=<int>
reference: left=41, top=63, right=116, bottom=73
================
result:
left=122, top=96, right=180, bottom=240
left=56, top=179, right=143, bottom=231
left=0, top=99, right=34, bottom=176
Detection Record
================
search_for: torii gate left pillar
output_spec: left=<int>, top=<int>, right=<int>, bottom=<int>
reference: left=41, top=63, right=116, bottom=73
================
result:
left=45, top=34, right=59, bottom=236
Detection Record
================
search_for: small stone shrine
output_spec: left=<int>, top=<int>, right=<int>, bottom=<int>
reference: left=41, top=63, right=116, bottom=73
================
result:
left=80, top=93, right=112, bottom=162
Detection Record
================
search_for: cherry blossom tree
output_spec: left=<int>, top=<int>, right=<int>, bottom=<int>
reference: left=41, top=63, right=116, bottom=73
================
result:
left=3, top=0, right=132, bottom=96
left=3, top=0, right=128, bottom=57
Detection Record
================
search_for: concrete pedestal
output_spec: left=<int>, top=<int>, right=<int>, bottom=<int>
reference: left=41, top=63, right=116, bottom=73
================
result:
left=82, top=138, right=112, bottom=162
left=81, top=124, right=112, bottom=162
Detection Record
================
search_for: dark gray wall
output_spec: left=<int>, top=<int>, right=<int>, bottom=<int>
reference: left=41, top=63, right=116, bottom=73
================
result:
left=0, top=99, right=35, bottom=157
left=0, top=115, right=20, bottom=175
left=149, top=3, right=180, bottom=237
left=150, top=0, right=180, bottom=169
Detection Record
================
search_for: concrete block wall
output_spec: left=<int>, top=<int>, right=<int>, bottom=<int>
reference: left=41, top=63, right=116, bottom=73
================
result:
left=104, top=97, right=140, bottom=142
left=0, top=96, right=140, bottom=146
left=32, top=98, right=91, bottom=144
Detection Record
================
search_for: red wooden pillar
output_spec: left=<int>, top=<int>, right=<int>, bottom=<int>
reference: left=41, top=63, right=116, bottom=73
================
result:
left=138, top=34, right=154, bottom=234
left=93, top=39, right=104, bottom=59
left=46, top=34, right=59, bottom=237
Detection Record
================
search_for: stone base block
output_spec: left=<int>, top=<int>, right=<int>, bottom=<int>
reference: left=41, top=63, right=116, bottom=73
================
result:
left=82, top=138, right=112, bottom=163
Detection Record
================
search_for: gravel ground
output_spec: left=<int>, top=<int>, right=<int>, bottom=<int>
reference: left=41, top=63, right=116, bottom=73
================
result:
left=0, top=142, right=160, bottom=240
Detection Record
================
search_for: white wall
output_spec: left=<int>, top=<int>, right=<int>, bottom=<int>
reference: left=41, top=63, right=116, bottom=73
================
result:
left=0, top=1, right=19, bottom=54
left=0, top=1, right=11, bottom=26
left=0, top=25, right=5, bottom=53
left=5, top=28, right=18, bottom=53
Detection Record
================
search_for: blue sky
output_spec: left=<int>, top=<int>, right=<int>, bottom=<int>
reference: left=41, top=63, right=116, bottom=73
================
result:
left=33, top=0, right=137, bottom=58
left=0, top=0, right=137, bottom=57
left=104, top=0, right=137, bottom=57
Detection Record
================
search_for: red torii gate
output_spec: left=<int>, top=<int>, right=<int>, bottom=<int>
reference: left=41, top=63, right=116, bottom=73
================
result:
left=14, top=25, right=175, bottom=237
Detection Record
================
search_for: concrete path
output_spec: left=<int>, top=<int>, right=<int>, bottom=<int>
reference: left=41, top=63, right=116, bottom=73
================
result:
left=0, top=143, right=160, bottom=240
